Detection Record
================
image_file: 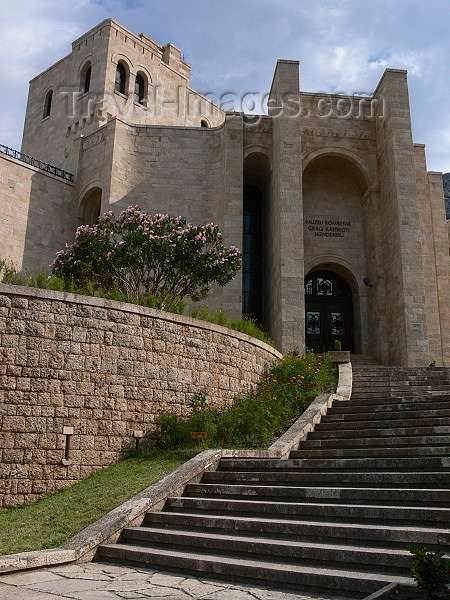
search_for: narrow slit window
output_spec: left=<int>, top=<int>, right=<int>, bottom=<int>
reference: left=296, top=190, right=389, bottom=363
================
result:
left=43, top=90, right=53, bottom=118
left=83, top=65, right=91, bottom=93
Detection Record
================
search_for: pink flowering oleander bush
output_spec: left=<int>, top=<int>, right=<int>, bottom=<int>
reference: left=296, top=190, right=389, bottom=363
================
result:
left=51, top=207, right=241, bottom=309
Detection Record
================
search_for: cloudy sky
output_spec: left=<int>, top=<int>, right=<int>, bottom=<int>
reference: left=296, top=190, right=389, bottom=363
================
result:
left=0, top=0, right=448, bottom=172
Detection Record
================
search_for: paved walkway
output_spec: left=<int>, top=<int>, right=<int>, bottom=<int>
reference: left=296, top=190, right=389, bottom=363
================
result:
left=0, top=561, right=343, bottom=600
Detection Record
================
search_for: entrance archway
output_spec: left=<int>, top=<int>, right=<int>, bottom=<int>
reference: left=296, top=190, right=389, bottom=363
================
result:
left=305, top=270, right=355, bottom=352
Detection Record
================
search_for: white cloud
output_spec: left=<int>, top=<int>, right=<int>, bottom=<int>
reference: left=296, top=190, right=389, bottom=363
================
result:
left=0, top=0, right=448, bottom=173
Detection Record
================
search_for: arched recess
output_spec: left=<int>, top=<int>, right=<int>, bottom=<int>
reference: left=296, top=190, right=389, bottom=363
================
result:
left=79, top=186, right=102, bottom=225
left=304, top=258, right=368, bottom=354
left=242, top=151, right=271, bottom=329
left=302, top=147, right=375, bottom=192
left=302, top=150, right=372, bottom=355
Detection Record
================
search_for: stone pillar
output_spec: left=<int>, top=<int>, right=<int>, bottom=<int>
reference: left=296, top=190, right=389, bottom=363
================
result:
left=221, top=113, right=244, bottom=319
left=268, top=61, right=304, bottom=353
left=427, top=169, right=450, bottom=365
left=362, top=188, right=389, bottom=363
left=374, top=69, right=429, bottom=366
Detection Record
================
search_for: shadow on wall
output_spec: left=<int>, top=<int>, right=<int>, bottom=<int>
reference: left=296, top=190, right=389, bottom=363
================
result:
left=22, top=170, right=79, bottom=271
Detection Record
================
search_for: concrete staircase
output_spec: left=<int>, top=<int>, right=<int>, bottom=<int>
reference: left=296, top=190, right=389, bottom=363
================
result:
left=98, top=367, right=450, bottom=598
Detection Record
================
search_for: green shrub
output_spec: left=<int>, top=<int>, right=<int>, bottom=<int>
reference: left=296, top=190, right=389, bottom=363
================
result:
left=189, top=307, right=274, bottom=346
left=155, top=351, right=335, bottom=450
left=410, top=545, right=450, bottom=599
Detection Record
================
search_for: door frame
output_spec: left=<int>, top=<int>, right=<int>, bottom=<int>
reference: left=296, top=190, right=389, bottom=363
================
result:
left=305, top=270, right=355, bottom=352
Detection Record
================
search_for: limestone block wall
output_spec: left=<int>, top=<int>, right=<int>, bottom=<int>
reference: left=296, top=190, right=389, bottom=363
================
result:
left=414, top=145, right=450, bottom=365
left=268, top=60, right=304, bottom=353
left=374, top=69, right=429, bottom=366
left=0, top=285, right=280, bottom=508
left=0, top=154, right=77, bottom=271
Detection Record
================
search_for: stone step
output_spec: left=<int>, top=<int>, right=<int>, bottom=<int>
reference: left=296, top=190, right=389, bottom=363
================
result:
left=308, top=423, right=450, bottom=439
left=290, top=446, right=450, bottom=459
left=350, top=389, right=450, bottom=398
left=202, top=470, right=450, bottom=488
left=185, top=483, right=450, bottom=506
left=315, top=416, right=449, bottom=429
left=351, top=383, right=450, bottom=389
left=352, top=367, right=449, bottom=374
left=352, top=372, right=450, bottom=378
left=96, top=365, right=450, bottom=598
left=322, top=408, right=450, bottom=422
left=351, top=387, right=450, bottom=394
left=164, top=496, right=450, bottom=526
left=143, top=511, right=450, bottom=548
left=97, top=542, right=413, bottom=596
left=119, top=526, right=418, bottom=572
left=351, top=376, right=450, bottom=382
left=330, top=400, right=450, bottom=414
left=301, top=435, right=450, bottom=450
left=350, top=382, right=389, bottom=386
left=218, top=457, right=450, bottom=472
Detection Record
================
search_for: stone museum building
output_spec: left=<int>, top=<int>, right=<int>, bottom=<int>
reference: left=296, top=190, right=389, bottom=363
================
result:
left=0, top=18, right=448, bottom=366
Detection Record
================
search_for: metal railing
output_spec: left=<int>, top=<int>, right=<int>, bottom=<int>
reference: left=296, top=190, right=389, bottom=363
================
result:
left=0, top=144, right=74, bottom=182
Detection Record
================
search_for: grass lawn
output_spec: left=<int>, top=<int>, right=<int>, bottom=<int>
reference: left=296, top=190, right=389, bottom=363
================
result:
left=0, top=451, right=186, bottom=556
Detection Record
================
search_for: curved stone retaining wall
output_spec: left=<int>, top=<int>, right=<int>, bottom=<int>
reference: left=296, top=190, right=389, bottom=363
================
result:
left=0, top=284, right=281, bottom=508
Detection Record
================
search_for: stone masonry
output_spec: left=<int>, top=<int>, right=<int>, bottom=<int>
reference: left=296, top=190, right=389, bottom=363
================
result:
left=0, top=285, right=280, bottom=508
left=0, top=18, right=448, bottom=366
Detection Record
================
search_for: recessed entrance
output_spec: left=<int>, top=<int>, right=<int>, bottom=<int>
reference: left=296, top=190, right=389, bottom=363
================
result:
left=305, top=270, right=355, bottom=352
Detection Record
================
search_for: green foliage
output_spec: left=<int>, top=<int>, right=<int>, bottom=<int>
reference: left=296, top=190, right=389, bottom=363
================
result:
left=189, top=307, right=274, bottom=346
left=155, top=351, right=335, bottom=450
left=0, top=261, right=187, bottom=315
left=333, top=339, right=342, bottom=351
left=410, top=545, right=450, bottom=599
left=51, top=207, right=241, bottom=309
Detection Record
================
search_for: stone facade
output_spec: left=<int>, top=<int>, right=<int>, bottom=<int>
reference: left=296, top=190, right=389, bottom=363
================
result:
left=0, top=285, right=280, bottom=508
left=0, top=154, right=77, bottom=270
left=0, top=18, right=448, bottom=365
left=21, top=19, right=224, bottom=174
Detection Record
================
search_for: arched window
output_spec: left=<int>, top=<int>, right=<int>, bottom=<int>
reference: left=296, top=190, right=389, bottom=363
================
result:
left=134, top=73, right=145, bottom=104
left=200, top=120, right=209, bottom=128
left=115, top=62, right=127, bottom=95
left=81, top=64, right=91, bottom=93
left=43, top=90, right=53, bottom=118
left=80, top=187, right=102, bottom=225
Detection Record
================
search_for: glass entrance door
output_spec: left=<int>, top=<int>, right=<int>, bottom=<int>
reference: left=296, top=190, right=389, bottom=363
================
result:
left=305, top=271, right=355, bottom=352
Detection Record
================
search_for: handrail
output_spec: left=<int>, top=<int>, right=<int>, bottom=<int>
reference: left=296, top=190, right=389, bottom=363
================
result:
left=0, top=144, right=74, bottom=182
